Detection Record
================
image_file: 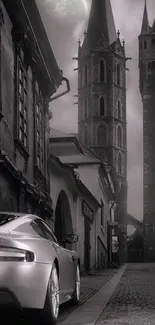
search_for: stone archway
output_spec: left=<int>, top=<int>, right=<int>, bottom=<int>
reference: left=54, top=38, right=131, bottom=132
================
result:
left=125, top=214, right=144, bottom=262
left=55, top=190, right=73, bottom=249
left=126, top=213, right=144, bottom=235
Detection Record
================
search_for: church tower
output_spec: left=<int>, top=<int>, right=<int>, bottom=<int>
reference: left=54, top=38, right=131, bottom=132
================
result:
left=139, top=1, right=155, bottom=261
left=77, top=0, right=128, bottom=263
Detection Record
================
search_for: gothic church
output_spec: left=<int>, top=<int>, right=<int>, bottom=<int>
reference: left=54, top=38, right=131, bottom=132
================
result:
left=77, top=0, right=128, bottom=262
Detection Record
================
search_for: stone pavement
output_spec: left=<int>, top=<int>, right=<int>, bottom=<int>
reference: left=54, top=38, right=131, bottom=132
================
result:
left=58, top=265, right=126, bottom=325
left=96, top=263, right=155, bottom=325
left=57, top=267, right=120, bottom=324
left=80, top=268, right=121, bottom=305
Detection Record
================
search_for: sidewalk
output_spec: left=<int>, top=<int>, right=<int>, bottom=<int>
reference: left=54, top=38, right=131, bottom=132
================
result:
left=57, top=266, right=124, bottom=324
left=80, top=268, right=121, bottom=305
left=58, top=265, right=126, bottom=325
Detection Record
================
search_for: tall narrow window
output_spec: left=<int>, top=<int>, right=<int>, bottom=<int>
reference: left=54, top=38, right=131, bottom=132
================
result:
left=144, top=40, right=147, bottom=49
left=152, top=39, right=155, bottom=48
left=116, top=63, right=121, bottom=85
left=84, top=125, right=88, bottom=145
left=117, top=152, right=123, bottom=175
left=84, top=98, right=88, bottom=119
left=17, top=47, right=28, bottom=149
left=84, top=64, right=88, bottom=85
left=101, top=200, right=104, bottom=227
left=97, top=124, right=107, bottom=146
left=34, top=83, right=44, bottom=172
left=99, top=59, right=106, bottom=82
left=117, top=100, right=121, bottom=119
left=100, top=96, right=105, bottom=116
left=117, top=125, right=123, bottom=148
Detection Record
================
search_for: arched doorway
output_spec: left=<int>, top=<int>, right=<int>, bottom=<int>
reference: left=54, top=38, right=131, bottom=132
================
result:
left=55, top=190, right=73, bottom=249
left=127, top=231, right=144, bottom=262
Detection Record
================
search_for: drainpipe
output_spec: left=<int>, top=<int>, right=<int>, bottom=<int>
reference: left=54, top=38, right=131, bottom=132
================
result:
left=95, top=208, right=97, bottom=270
left=109, top=200, right=115, bottom=264
left=49, top=77, right=70, bottom=102
left=110, top=200, right=115, bottom=220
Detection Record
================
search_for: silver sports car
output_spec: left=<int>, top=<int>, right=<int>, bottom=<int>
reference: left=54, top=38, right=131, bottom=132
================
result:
left=0, top=212, right=80, bottom=323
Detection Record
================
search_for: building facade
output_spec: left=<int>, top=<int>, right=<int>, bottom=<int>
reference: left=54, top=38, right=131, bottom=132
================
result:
left=74, top=159, right=115, bottom=269
left=49, top=129, right=116, bottom=270
left=0, top=0, right=65, bottom=219
left=139, top=1, right=155, bottom=261
left=49, top=154, right=100, bottom=273
left=77, top=0, right=128, bottom=263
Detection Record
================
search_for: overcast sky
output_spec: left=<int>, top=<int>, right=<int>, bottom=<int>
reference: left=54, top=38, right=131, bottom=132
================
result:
left=36, top=0, right=155, bottom=223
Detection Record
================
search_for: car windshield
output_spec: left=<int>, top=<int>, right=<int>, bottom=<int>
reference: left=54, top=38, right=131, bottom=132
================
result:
left=0, top=214, right=19, bottom=226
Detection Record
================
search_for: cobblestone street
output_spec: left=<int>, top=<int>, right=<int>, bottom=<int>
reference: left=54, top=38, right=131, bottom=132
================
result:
left=57, top=269, right=116, bottom=324
left=96, top=263, right=155, bottom=325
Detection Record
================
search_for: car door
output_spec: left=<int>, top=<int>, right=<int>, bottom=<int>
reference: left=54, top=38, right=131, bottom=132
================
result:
left=34, top=219, right=75, bottom=295
left=52, top=241, right=76, bottom=296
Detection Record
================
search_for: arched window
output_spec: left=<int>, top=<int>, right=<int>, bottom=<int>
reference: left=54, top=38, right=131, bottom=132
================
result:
left=84, top=125, right=88, bottom=145
left=116, top=63, right=121, bottom=85
left=144, top=40, right=147, bottom=49
left=84, top=99, right=88, bottom=119
left=100, top=96, right=105, bottom=116
left=148, top=61, right=155, bottom=70
left=84, top=64, right=88, bottom=85
left=97, top=124, right=107, bottom=146
left=99, top=59, right=106, bottom=82
left=117, top=152, right=123, bottom=175
left=117, top=100, right=121, bottom=119
left=117, top=125, right=123, bottom=148
left=152, top=39, right=155, bottom=48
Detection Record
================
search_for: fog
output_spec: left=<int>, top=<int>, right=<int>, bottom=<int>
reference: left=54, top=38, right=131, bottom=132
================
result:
left=36, top=0, right=155, bottom=225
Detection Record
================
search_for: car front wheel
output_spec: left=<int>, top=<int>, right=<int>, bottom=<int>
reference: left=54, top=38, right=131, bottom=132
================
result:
left=44, top=263, right=59, bottom=324
left=72, top=264, right=80, bottom=305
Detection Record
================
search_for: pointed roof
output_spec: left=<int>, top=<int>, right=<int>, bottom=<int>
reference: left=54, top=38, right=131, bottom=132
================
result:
left=86, top=0, right=117, bottom=48
left=141, top=0, right=149, bottom=34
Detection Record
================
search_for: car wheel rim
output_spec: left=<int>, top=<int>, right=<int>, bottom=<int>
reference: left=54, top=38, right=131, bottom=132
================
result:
left=76, top=265, right=80, bottom=301
left=51, top=266, right=59, bottom=319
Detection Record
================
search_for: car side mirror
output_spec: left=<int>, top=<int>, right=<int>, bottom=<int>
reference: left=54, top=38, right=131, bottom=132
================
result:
left=65, top=234, right=78, bottom=244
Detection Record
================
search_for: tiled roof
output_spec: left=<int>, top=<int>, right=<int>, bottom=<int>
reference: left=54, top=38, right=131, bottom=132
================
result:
left=50, top=142, right=80, bottom=157
left=58, top=154, right=100, bottom=165
left=50, top=128, right=102, bottom=165
left=50, top=128, right=76, bottom=139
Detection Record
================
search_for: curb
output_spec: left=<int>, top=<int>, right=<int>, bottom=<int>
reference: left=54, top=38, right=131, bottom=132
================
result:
left=57, top=266, right=126, bottom=324
left=58, top=265, right=127, bottom=325
left=57, top=274, right=113, bottom=324
left=79, top=275, right=113, bottom=305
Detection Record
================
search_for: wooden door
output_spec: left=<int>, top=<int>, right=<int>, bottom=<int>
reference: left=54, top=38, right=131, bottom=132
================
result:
left=84, top=218, right=91, bottom=271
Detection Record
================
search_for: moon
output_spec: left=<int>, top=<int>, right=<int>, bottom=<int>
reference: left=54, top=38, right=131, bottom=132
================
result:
left=46, top=0, right=89, bottom=18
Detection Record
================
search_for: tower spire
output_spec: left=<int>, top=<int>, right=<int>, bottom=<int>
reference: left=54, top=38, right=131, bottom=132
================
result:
left=86, top=0, right=117, bottom=48
left=141, top=0, right=149, bottom=34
